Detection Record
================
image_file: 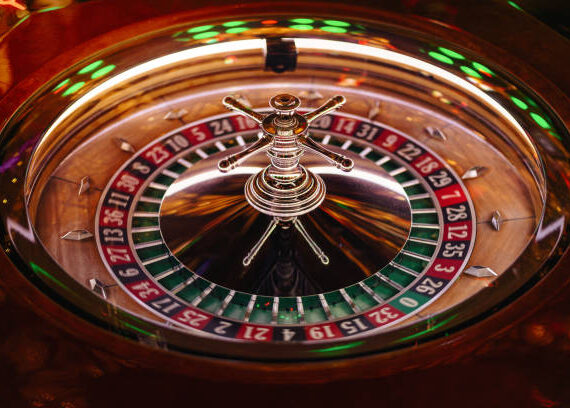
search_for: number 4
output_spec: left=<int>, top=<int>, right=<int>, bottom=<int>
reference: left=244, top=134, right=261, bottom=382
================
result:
left=281, top=329, right=296, bottom=341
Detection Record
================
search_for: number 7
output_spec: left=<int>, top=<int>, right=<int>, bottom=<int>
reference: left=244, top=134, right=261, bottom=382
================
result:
left=441, top=189, right=461, bottom=201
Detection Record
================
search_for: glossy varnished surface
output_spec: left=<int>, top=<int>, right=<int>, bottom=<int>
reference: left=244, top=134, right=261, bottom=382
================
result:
left=2, top=279, right=570, bottom=406
left=0, top=0, right=569, bottom=406
left=31, top=79, right=540, bottom=331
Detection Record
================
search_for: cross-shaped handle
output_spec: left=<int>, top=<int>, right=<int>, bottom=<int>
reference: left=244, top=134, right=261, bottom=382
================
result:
left=218, top=94, right=354, bottom=173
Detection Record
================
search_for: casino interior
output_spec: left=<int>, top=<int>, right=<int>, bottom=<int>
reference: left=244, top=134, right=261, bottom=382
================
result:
left=0, top=0, right=569, bottom=406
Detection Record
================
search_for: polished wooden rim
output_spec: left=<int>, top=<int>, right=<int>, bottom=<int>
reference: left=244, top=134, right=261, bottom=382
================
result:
left=0, top=0, right=568, bottom=382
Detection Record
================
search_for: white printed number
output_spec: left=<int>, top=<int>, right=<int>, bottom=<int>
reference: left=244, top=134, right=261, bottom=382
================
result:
left=339, top=318, right=368, bottom=335
left=308, top=325, right=336, bottom=340
left=176, top=309, right=209, bottom=327
left=446, top=205, right=468, bottom=221
left=130, top=281, right=160, bottom=300
left=241, top=326, right=270, bottom=341
left=415, top=278, right=443, bottom=296
left=368, top=307, right=399, bottom=324
left=105, top=247, right=131, bottom=263
left=442, top=242, right=466, bottom=258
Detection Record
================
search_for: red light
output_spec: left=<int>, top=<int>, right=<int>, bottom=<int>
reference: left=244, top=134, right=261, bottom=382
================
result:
left=262, top=20, right=278, bottom=25
left=561, top=170, right=570, bottom=190
left=53, top=83, right=69, bottom=94
left=531, top=387, right=560, bottom=408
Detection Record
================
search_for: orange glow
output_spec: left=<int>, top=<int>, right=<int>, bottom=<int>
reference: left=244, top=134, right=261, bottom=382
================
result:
left=376, top=37, right=398, bottom=50
left=0, top=0, right=25, bottom=10
left=524, top=323, right=554, bottom=346
left=336, top=74, right=365, bottom=87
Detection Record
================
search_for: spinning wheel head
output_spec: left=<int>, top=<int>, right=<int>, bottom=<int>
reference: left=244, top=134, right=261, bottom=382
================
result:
left=270, top=93, right=301, bottom=114
left=217, top=92, right=353, bottom=218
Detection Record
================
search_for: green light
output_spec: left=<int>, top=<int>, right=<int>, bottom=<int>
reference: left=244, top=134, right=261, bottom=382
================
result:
left=321, top=26, right=347, bottom=33
left=78, top=60, right=104, bottom=75
left=206, top=39, right=219, bottom=44
left=510, top=96, right=528, bottom=110
left=192, top=31, right=219, bottom=39
left=290, top=18, right=314, bottom=24
left=187, top=25, right=215, bottom=33
left=460, top=65, right=482, bottom=79
left=312, top=341, right=364, bottom=353
left=122, top=321, right=156, bottom=337
left=472, top=62, right=493, bottom=75
left=172, top=31, right=184, bottom=38
left=91, top=65, right=116, bottom=79
left=289, top=25, right=313, bottom=30
left=62, top=81, right=86, bottom=96
left=526, top=97, right=538, bottom=108
left=530, top=112, right=551, bottom=129
left=222, top=21, right=246, bottom=27
left=508, top=1, right=523, bottom=10
left=397, top=314, right=458, bottom=342
left=30, top=262, right=68, bottom=290
left=322, top=20, right=350, bottom=27
left=38, top=6, right=64, bottom=13
left=438, top=46, right=465, bottom=60
left=53, top=78, right=70, bottom=91
left=428, top=51, right=453, bottom=65
left=225, top=27, right=249, bottom=34
left=14, top=14, right=30, bottom=28
left=179, top=236, right=202, bottom=254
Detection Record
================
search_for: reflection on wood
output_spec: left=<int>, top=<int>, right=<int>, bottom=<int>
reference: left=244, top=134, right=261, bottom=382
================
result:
left=31, top=77, right=539, bottom=328
left=35, top=178, right=159, bottom=322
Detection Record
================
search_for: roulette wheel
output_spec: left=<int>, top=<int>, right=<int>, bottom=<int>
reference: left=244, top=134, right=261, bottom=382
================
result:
left=0, top=0, right=569, bottom=406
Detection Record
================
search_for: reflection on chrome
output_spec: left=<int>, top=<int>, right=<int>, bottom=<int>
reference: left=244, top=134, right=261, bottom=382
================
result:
left=165, top=166, right=405, bottom=198
left=160, top=147, right=411, bottom=296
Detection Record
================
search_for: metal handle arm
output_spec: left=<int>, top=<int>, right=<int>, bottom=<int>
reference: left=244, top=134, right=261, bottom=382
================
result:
left=218, top=135, right=272, bottom=172
left=222, top=96, right=266, bottom=124
left=298, top=135, right=354, bottom=172
left=292, top=218, right=329, bottom=265
left=303, top=95, right=346, bottom=124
